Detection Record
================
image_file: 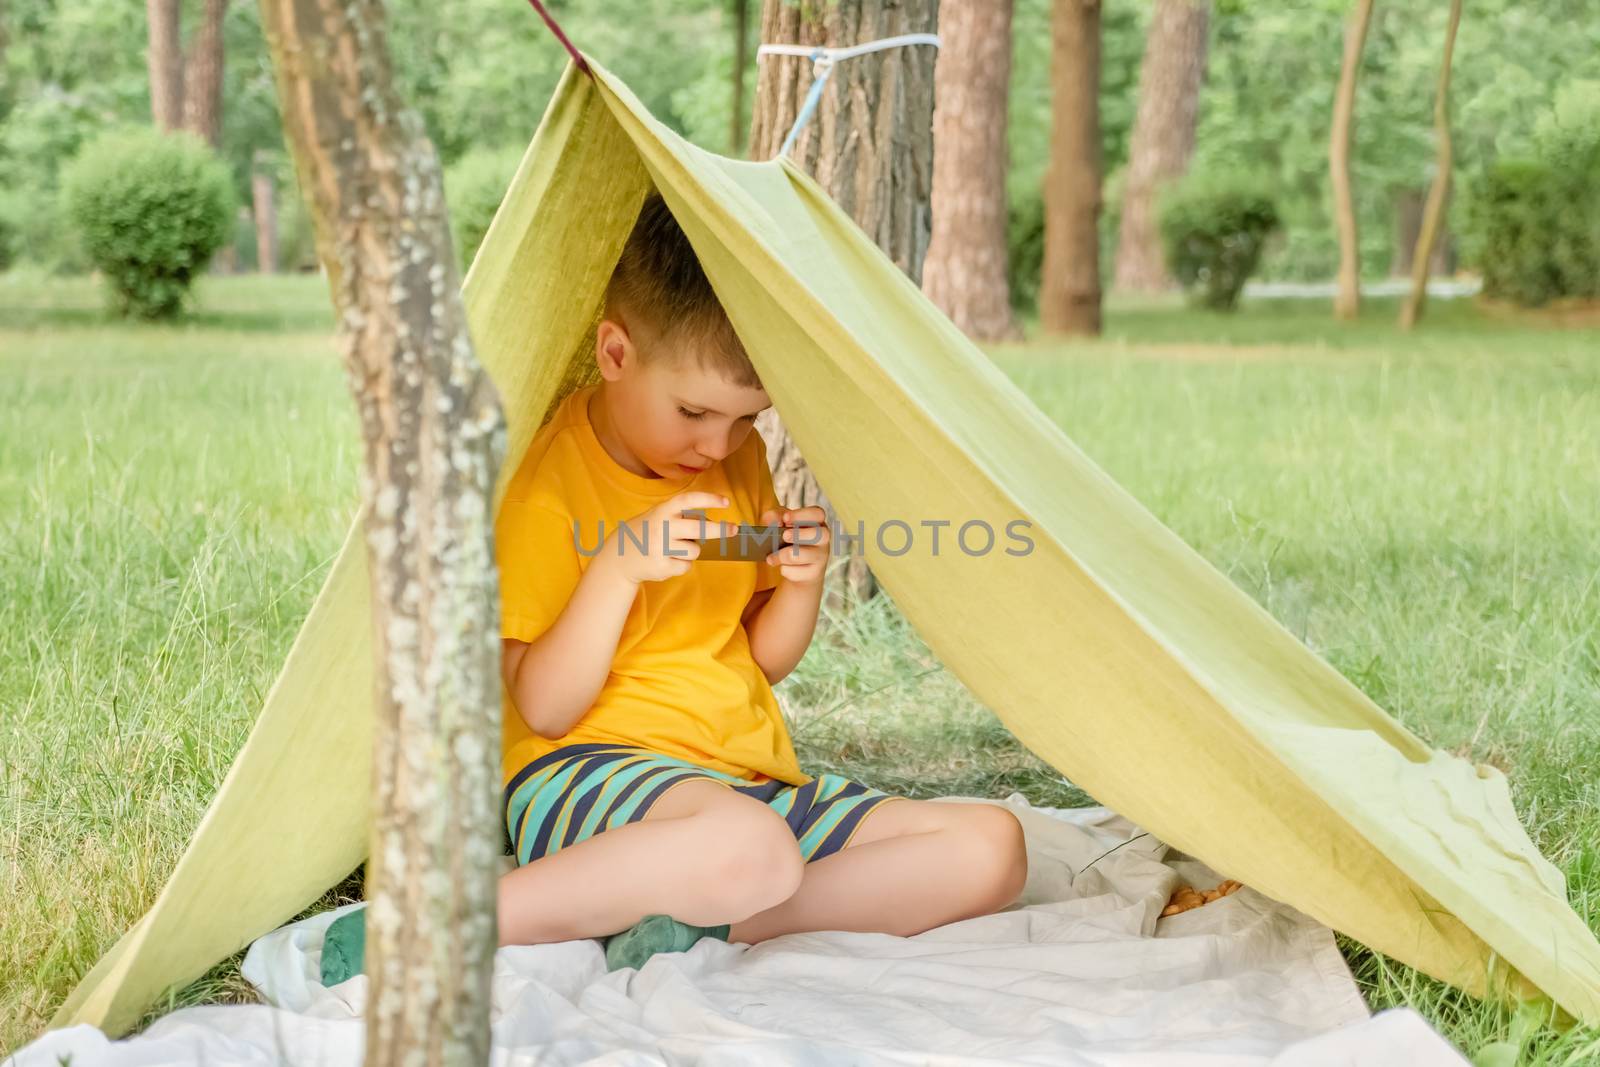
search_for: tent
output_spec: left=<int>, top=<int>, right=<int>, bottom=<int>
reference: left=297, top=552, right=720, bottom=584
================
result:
left=49, top=56, right=1600, bottom=1039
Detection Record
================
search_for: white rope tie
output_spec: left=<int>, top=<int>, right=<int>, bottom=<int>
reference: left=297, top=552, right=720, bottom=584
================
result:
left=756, top=32, right=941, bottom=159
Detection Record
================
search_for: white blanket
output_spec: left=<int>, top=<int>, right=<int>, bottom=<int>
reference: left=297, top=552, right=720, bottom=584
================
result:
left=10, top=798, right=1467, bottom=1066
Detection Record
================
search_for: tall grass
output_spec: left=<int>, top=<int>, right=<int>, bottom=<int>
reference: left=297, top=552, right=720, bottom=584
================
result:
left=2, top=275, right=1596, bottom=1062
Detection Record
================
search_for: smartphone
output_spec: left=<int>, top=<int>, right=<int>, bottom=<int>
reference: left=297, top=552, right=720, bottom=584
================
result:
left=697, top=523, right=786, bottom=563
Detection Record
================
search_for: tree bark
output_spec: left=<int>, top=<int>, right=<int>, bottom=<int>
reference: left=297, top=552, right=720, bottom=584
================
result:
left=258, top=1, right=506, bottom=1064
left=1039, top=0, right=1102, bottom=336
left=730, top=0, right=750, bottom=155
left=923, top=0, right=1021, bottom=342
left=1399, top=0, right=1460, bottom=330
left=146, top=0, right=184, bottom=132
left=1113, top=0, right=1208, bottom=292
left=252, top=159, right=278, bottom=274
left=749, top=0, right=939, bottom=614
left=182, top=0, right=228, bottom=147
left=1329, top=0, right=1374, bottom=321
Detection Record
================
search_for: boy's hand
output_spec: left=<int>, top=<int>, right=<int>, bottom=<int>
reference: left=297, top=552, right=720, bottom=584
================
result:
left=606, top=492, right=736, bottom=585
left=758, top=506, right=830, bottom=586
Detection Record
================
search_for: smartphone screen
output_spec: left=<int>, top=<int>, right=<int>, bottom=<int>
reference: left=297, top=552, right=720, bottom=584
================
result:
left=698, top=523, right=785, bottom=563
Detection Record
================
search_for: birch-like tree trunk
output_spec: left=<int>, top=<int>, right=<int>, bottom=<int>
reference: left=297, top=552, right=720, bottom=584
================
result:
left=1329, top=0, right=1374, bottom=321
left=1040, top=0, right=1102, bottom=336
left=923, top=0, right=1021, bottom=342
left=1113, top=0, right=1208, bottom=292
left=748, top=0, right=939, bottom=613
left=258, top=0, right=506, bottom=1063
left=181, top=0, right=228, bottom=147
left=1398, top=0, right=1461, bottom=331
left=146, top=0, right=184, bottom=132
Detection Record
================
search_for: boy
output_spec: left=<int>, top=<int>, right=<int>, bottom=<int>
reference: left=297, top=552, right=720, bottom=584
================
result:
left=320, top=192, right=1027, bottom=984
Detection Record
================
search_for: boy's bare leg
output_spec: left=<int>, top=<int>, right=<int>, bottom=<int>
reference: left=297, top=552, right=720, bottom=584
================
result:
left=727, top=800, right=1028, bottom=945
left=495, top=780, right=803, bottom=947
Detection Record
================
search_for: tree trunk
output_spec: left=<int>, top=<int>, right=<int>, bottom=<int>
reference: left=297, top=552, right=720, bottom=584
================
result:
left=729, top=0, right=749, bottom=155
left=1113, top=0, right=1208, bottom=292
left=182, top=0, right=228, bottom=147
left=252, top=160, right=278, bottom=274
left=258, top=1, right=505, bottom=1064
left=922, top=0, right=1021, bottom=342
left=1329, top=0, right=1374, bottom=321
left=146, top=0, right=184, bottom=132
left=1399, top=0, right=1460, bottom=331
left=1039, top=0, right=1102, bottom=336
left=749, top=0, right=939, bottom=614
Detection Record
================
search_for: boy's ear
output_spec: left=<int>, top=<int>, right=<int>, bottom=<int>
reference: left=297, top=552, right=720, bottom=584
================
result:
left=595, top=319, right=632, bottom=378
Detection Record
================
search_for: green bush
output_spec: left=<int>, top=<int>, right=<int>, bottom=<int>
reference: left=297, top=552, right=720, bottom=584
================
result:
left=1006, top=186, right=1046, bottom=314
left=1464, top=81, right=1600, bottom=306
left=63, top=129, right=235, bottom=318
left=0, top=93, right=106, bottom=272
left=1464, top=160, right=1571, bottom=306
left=0, top=202, right=17, bottom=272
left=1157, top=172, right=1280, bottom=311
left=276, top=189, right=321, bottom=274
left=444, top=145, right=524, bottom=271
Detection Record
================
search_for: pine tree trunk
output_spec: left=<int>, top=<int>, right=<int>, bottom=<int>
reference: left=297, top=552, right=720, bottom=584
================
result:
left=146, top=0, right=184, bottom=132
left=923, top=0, right=1021, bottom=342
left=182, top=0, right=228, bottom=147
left=730, top=0, right=749, bottom=155
left=1113, top=0, right=1208, bottom=292
left=252, top=159, right=278, bottom=274
left=258, top=1, right=505, bottom=1063
left=748, top=0, right=939, bottom=614
left=1039, top=0, right=1102, bottom=336
left=1329, top=0, right=1374, bottom=321
left=1399, top=0, right=1460, bottom=331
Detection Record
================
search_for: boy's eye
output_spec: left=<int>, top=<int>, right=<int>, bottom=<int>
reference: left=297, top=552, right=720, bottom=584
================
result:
left=677, top=406, right=707, bottom=421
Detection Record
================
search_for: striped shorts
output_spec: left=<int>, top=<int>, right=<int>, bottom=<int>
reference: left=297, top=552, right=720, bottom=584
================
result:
left=503, top=743, right=901, bottom=866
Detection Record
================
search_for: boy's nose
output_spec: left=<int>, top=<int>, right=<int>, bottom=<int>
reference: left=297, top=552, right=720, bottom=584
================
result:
left=698, top=427, right=740, bottom=462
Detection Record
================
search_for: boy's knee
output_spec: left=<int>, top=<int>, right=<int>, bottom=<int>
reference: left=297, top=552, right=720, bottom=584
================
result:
left=962, top=805, right=1029, bottom=910
left=695, top=803, right=805, bottom=920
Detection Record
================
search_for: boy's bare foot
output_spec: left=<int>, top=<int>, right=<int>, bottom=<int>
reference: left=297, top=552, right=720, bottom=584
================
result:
left=1160, top=879, right=1243, bottom=917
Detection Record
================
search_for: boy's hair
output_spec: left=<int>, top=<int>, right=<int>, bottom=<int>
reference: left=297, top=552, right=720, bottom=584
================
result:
left=604, top=191, right=761, bottom=389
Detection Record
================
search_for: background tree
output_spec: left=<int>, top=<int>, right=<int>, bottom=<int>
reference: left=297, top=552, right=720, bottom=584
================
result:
left=923, top=0, right=1021, bottom=342
left=1039, top=0, right=1103, bottom=336
left=7, top=0, right=1600, bottom=286
left=729, top=0, right=750, bottom=155
left=258, top=0, right=506, bottom=1061
left=144, top=0, right=227, bottom=146
left=181, top=0, right=228, bottom=147
left=748, top=0, right=939, bottom=611
left=1329, top=0, right=1374, bottom=320
left=146, top=0, right=184, bottom=132
left=1398, top=0, right=1461, bottom=329
left=251, top=150, right=277, bottom=273
left=1113, top=0, right=1208, bottom=292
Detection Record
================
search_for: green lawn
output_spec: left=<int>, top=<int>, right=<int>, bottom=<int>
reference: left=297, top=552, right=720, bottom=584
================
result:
left=2, top=273, right=1596, bottom=1063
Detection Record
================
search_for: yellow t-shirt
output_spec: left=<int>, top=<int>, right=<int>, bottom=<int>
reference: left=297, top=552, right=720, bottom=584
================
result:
left=495, top=382, right=808, bottom=789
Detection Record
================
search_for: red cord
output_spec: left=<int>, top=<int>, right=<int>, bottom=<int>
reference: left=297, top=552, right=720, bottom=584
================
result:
left=524, top=0, right=591, bottom=76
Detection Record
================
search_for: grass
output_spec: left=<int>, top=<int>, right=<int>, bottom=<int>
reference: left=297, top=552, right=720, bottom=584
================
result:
left=2, top=273, right=1597, bottom=1063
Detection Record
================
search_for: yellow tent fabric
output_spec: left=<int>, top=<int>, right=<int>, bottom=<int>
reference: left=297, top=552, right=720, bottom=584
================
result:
left=50, top=57, right=1600, bottom=1039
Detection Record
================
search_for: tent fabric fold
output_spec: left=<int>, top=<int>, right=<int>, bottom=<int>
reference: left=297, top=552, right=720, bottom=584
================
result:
left=50, top=57, right=1600, bottom=1040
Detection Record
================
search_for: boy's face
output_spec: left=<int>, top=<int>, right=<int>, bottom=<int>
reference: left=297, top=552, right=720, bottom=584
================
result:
left=595, top=318, right=771, bottom=479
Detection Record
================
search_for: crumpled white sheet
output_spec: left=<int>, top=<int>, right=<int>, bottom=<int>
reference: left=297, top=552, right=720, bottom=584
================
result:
left=10, top=797, right=1468, bottom=1066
